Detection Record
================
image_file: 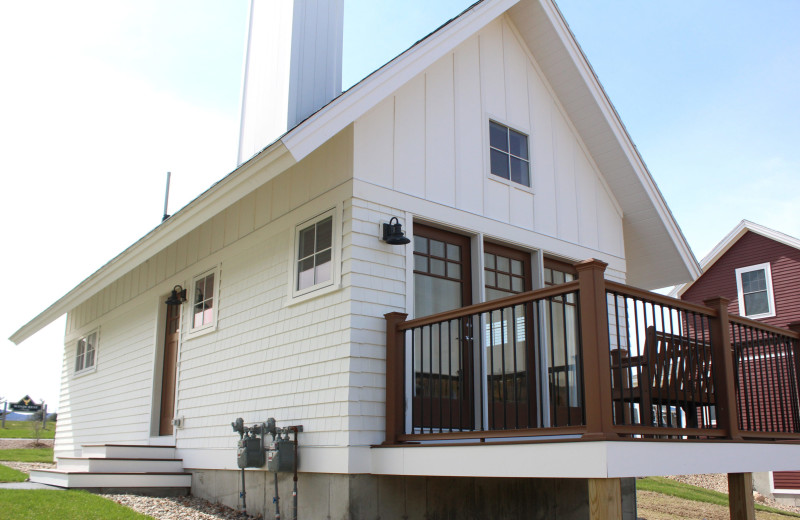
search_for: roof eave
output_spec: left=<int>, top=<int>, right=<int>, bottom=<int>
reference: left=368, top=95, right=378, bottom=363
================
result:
left=674, top=219, right=800, bottom=298
left=10, top=141, right=294, bottom=345
left=511, top=0, right=700, bottom=289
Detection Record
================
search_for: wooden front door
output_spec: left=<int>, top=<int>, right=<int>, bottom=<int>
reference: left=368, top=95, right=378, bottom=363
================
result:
left=159, top=303, right=180, bottom=436
left=412, top=224, right=473, bottom=431
left=483, top=243, right=534, bottom=429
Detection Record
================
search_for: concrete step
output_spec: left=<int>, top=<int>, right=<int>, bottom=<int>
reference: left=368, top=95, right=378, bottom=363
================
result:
left=80, top=444, right=176, bottom=460
left=29, top=469, right=192, bottom=490
left=57, top=457, right=184, bottom=473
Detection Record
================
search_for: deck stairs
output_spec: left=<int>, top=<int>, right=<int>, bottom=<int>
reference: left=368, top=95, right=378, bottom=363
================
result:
left=29, top=444, right=191, bottom=495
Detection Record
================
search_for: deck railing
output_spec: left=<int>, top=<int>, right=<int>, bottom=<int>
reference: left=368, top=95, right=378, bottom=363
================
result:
left=384, top=259, right=800, bottom=444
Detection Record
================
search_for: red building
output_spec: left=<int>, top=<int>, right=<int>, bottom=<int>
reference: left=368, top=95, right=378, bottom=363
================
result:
left=676, top=220, right=800, bottom=499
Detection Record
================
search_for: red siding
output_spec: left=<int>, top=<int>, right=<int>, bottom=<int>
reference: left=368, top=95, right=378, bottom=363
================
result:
left=684, top=231, right=800, bottom=492
left=773, top=471, right=800, bottom=491
left=682, top=231, right=800, bottom=329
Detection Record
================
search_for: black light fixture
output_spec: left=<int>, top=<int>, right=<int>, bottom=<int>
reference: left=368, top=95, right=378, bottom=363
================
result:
left=165, top=285, right=187, bottom=306
left=382, top=217, right=411, bottom=245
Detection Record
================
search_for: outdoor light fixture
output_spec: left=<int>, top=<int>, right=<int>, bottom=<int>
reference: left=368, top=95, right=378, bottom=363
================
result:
left=382, top=217, right=411, bottom=245
left=165, top=285, right=187, bottom=306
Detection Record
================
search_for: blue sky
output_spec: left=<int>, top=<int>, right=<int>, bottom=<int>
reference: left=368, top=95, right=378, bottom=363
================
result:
left=2, top=0, right=798, bottom=410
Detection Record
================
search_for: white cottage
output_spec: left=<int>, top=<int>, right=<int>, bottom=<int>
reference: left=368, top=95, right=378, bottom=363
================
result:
left=12, top=0, right=800, bottom=518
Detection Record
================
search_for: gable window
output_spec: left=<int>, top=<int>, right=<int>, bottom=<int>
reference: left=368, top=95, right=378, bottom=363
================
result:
left=191, top=267, right=219, bottom=332
left=75, top=330, right=98, bottom=374
left=489, top=121, right=530, bottom=187
left=735, top=262, right=776, bottom=318
left=295, top=211, right=334, bottom=294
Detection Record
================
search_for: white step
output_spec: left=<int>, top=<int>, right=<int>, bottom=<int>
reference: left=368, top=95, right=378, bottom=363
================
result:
left=57, top=457, right=184, bottom=473
left=29, top=469, right=191, bottom=489
left=80, top=444, right=176, bottom=459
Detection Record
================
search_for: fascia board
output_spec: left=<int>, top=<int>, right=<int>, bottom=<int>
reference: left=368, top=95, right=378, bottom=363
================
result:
left=281, top=0, right=520, bottom=161
left=537, top=0, right=701, bottom=282
left=10, top=142, right=295, bottom=345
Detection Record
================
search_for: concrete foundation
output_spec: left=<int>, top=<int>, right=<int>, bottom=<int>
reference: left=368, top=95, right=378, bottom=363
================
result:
left=189, top=469, right=636, bottom=519
left=753, top=472, right=800, bottom=508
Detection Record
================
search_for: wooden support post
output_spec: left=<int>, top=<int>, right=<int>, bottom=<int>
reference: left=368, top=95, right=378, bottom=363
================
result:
left=728, top=472, right=755, bottom=520
left=384, top=312, right=408, bottom=445
left=588, top=478, right=622, bottom=520
left=576, top=259, right=618, bottom=440
left=703, top=297, right=741, bottom=440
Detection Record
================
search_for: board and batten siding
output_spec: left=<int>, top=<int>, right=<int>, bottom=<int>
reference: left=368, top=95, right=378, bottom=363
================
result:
left=682, top=231, right=800, bottom=329
left=353, top=15, right=624, bottom=261
left=59, top=128, right=356, bottom=462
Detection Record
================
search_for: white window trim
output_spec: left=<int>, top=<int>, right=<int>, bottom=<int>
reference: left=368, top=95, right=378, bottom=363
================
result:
left=288, top=206, right=342, bottom=304
left=735, top=262, right=776, bottom=319
left=74, top=328, right=99, bottom=376
left=485, top=117, right=534, bottom=193
left=186, top=265, right=221, bottom=338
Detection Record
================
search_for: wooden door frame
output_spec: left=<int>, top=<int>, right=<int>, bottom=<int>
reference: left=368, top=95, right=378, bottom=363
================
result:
left=149, top=290, right=183, bottom=438
left=411, top=223, right=475, bottom=431
left=483, top=241, right=536, bottom=429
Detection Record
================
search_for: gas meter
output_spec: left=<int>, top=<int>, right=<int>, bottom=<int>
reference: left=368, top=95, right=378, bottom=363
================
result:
left=237, top=434, right=265, bottom=468
left=266, top=434, right=295, bottom=472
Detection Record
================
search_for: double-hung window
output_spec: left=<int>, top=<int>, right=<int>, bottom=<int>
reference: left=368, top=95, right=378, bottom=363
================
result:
left=293, top=210, right=335, bottom=296
left=489, top=121, right=530, bottom=187
left=75, top=330, right=98, bottom=374
left=735, top=262, right=776, bottom=318
left=191, top=267, right=219, bottom=333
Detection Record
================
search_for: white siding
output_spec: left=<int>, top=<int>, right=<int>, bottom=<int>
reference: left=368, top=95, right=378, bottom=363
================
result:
left=353, top=15, right=625, bottom=262
left=60, top=128, right=356, bottom=460
left=57, top=299, right=157, bottom=455
left=346, top=199, right=408, bottom=445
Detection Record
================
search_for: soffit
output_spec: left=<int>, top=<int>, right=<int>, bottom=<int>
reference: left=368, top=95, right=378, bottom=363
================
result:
left=508, top=0, right=700, bottom=289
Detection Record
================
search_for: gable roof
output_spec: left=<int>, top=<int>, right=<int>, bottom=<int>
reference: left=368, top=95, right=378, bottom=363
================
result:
left=10, top=0, right=699, bottom=344
left=672, top=220, right=800, bottom=298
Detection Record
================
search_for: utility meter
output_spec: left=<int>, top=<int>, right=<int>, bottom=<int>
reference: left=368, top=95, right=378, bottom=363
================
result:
left=237, top=435, right=265, bottom=468
left=266, top=435, right=294, bottom=472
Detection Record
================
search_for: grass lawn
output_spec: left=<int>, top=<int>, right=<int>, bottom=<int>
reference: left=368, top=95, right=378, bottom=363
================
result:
left=0, top=464, right=28, bottom=483
left=0, top=420, right=56, bottom=439
left=0, top=448, right=54, bottom=463
left=0, top=489, right=154, bottom=519
left=638, top=476, right=800, bottom=518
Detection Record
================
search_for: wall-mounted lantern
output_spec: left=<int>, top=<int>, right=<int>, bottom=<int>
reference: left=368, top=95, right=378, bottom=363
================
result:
left=165, top=285, right=187, bottom=306
left=382, top=217, right=411, bottom=245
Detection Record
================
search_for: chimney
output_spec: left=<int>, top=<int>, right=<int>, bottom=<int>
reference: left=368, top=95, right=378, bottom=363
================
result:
left=237, top=0, right=344, bottom=165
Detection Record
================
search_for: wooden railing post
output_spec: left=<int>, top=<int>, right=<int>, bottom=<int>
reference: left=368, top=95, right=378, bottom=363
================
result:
left=384, top=312, right=408, bottom=445
left=703, top=297, right=741, bottom=440
left=575, top=259, right=617, bottom=440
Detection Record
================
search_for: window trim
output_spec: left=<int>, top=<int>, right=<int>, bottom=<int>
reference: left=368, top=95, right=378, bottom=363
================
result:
left=74, top=328, right=99, bottom=375
left=734, top=262, right=776, bottom=319
left=186, top=265, right=221, bottom=337
left=487, top=119, right=532, bottom=190
left=289, top=207, right=341, bottom=302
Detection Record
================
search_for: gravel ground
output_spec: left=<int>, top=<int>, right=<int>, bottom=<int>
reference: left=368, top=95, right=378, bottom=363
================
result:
left=100, top=494, right=260, bottom=520
left=0, top=438, right=54, bottom=449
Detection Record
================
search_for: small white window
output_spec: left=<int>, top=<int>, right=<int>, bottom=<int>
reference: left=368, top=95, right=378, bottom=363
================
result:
left=735, top=263, right=776, bottom=319
left=190, top=267, right=220, bottom=333
left=75, top=330, right=98, bottom=374
left=292, top=209, right=337, bottom=298
left=489, top=121, right=530, bottom=187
